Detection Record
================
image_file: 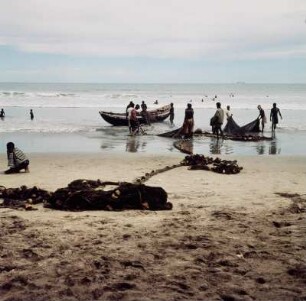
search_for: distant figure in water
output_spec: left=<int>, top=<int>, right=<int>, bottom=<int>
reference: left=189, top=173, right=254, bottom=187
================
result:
left=270, top=103, right=282, bottom=132
left=257, top=105, right=266, bottom=132
left=0, top=108, right=5, bottom=118
left=30, top=109, right=34, bottom=120
left=154, top=100, right=158, bottom=105
left=182, top=103, right=194, bottom=138
left=169, top=103, right=174, bottom=125
left=5, top=142, right=30, bottom=174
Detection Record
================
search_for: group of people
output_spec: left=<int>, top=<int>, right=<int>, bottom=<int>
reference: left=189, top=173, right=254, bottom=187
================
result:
left=0, top=108, right=34, bottom=120
left=126, top=101, right=151, bottom=135
left=181, top=101, right=282, bottom=139
left=257, top=103, right=282, bottom=132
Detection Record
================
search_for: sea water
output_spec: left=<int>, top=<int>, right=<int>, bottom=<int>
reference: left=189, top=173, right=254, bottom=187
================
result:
left=0, top=83, right=305, bottom=155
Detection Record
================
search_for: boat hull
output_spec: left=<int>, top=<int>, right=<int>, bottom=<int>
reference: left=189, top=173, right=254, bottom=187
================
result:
left=99, top=105, right=171, bottom=126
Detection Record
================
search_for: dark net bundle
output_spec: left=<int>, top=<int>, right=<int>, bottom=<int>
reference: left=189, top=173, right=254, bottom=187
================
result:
left=181, top=154, right=243, bottom=174
left=46, top=180, right=172, bottom=211
left=0, top=185, right=51, bottom=210
left=0, top=180, right=172, bottom=211
left=224, top=117, right=260, bottom=135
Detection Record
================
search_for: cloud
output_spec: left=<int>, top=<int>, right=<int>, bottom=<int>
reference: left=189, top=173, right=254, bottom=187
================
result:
left=0, top=0, right=305, bottom=60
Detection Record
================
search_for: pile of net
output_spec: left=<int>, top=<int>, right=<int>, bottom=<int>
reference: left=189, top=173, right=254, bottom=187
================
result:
left=158, top=117, right=272, bottom=142
left=181, top=154, right=243, bottom=174
left=0, top=185, right=51, bottom=210
left=0, top=180, right=172, bottom=211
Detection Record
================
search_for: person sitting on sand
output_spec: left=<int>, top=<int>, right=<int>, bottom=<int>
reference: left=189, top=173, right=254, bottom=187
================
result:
left=213, top=102, right=224, bottom=138
left=0, top=108, right=5, bottom=118
left=5, top=142, right=30, bottom=174
left=257, top=105, right=266, bottom=132
left=270, top=103, right=282, bottom=132
left=182, top=103, right=194, bottom=138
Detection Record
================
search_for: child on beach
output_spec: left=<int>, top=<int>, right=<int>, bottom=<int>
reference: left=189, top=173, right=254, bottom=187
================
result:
left=5, top=142, right=30, bottom=174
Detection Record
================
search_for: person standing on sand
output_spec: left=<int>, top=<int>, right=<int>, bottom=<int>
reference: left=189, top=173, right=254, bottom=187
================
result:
left=270, top=103, right=282, bottom=132
left=213, top=102, right=224, bottom=138
left=30, top=109, right=34, bottom=120
left=169, top=103, right=174, bottom=125
left=257, top=105, right=266, bottom=132
left=182, top=103, right=194, bottom=138
left=5, top=142, right=30, bottom=174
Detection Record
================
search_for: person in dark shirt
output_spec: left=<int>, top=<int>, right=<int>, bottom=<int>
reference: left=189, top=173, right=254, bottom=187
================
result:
left=141, top=101, right=150, bottom=125
left=0, top=108, right=5, bottom=118
left=182, top=103, right=194, bottom=138
left=270, top=103, right=282, bottom=131
left=30, top=109, right=34, bottom=120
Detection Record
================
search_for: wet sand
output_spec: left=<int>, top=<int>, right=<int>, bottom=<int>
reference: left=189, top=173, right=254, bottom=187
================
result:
left=0, top=154, right=306, bottom=301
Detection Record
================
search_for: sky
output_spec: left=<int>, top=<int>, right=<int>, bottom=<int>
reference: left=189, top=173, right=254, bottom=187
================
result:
left=0, top=0, right=305, bottom=83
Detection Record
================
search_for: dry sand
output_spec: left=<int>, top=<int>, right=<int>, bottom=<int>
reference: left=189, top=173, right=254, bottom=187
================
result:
left=0, top=153, right=306, bottom=301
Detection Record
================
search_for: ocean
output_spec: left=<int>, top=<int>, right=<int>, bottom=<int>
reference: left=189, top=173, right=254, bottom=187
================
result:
left=0, top=83, right=305, bottom=155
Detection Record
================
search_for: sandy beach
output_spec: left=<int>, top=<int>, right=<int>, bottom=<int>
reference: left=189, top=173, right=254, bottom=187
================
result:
left=0, top=153, right=305, bottom=301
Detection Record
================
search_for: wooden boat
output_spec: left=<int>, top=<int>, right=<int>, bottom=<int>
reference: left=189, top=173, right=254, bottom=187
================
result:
left=99, top=104, right=171, bottom=126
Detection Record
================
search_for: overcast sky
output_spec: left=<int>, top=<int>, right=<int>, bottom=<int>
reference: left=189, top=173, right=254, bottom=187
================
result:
left=0, top=0, right=305, bottom=83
